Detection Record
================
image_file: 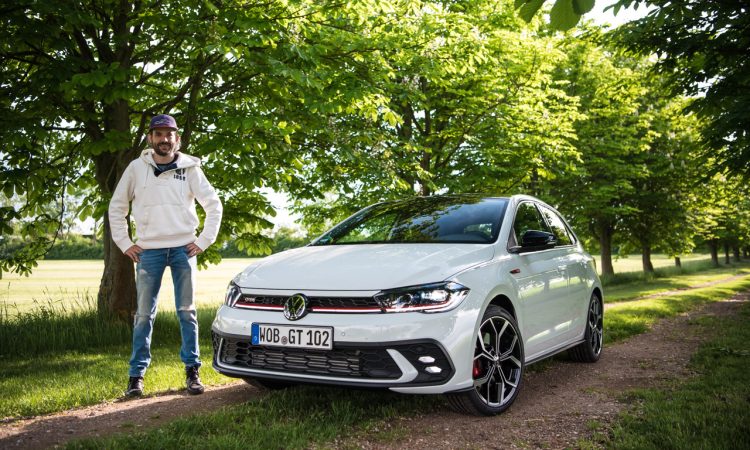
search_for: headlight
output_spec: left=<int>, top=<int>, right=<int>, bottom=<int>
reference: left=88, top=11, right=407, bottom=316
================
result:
left=374, top=282, right=469, bottom=313
left=224, top=281, right=242, bottom=307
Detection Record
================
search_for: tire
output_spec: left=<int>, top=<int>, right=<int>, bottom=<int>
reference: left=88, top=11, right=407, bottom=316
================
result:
left=446, top=305, right=524, bottom=416
left=569, top=292, right=603, bottom=363
left=243, top=378, right=295, bottom=390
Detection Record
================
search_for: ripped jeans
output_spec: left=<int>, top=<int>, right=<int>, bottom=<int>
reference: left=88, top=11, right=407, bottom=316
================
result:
left=129, top=246, right=200, bottom=377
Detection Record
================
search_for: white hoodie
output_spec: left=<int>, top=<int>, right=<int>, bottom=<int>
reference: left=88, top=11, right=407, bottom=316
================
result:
left=108, top=149, right=223, bottom=252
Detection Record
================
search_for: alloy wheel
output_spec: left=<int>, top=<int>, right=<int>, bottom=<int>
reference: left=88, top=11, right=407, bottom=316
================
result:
left=472, top=315, right=523, bottom=407
left=588, top=296, right=603, bottom=356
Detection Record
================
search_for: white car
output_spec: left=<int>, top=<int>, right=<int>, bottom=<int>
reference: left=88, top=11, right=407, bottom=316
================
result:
left=212, top=195, right=603, bottom=415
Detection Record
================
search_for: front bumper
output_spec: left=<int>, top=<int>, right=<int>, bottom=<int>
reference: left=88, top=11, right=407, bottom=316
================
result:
left=211, top=304, right=478, bottom=393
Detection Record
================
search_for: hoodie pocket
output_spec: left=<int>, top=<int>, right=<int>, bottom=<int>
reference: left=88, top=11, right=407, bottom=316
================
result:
left=136, top=204, right=197, bottom=242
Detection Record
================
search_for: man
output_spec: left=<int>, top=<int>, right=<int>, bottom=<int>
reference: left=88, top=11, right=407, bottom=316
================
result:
left=109, top=114, right=223, bottom=397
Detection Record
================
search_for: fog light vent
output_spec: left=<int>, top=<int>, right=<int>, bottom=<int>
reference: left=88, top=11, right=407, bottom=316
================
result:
left=425, top=366, right=442, bottom=374
left=419, top=356, right=436, bottom=364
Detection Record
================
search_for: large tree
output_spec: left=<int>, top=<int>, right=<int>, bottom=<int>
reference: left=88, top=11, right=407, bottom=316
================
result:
left=619, top=95, right=704, bottom=272
left=696, top=175, right=750, bottom=266
left=515, top=0, right=750, bottom=176
left=293, top=0, right=582, bottom=229
left=0, top=0, right=396, bottom=319
left=612, top=0, right=750, bottom=179
left=549, top=32, right=651, bottom=276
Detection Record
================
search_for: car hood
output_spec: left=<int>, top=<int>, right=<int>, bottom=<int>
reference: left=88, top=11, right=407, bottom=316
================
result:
left=236, top=244, right=495, bottom=291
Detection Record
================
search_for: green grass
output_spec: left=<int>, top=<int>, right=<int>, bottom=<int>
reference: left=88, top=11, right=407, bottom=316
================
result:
left=604, top=277, right=750, bottom=344
left=602, top=260, right=750, bottom=303
left=595, top=301, right=750, bottom=449
left=597, top=252, right=712, bottom=274
left=0, top=345, right=234, bottom=418
left=0, top=298, right=236, bottom=418
left=1, top=258, right=258, bottom=314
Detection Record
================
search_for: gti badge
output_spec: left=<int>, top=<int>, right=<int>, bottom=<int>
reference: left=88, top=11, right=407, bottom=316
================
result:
left=284, top=293, right=309, bottom=321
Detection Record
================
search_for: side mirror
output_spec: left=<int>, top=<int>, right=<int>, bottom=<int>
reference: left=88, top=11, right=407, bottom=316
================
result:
left=521, top=230, right=556, bottom=247
left=510, top=230, right=557, bottom=253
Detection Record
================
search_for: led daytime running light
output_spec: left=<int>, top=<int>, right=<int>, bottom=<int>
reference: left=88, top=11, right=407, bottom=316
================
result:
left=374, top=282, right=469, bottom=313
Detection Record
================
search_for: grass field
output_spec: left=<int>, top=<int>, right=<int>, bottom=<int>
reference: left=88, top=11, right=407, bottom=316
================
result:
left=1, top=258, right=258, bottom=314
left=598, top=252, right=712, bottom=273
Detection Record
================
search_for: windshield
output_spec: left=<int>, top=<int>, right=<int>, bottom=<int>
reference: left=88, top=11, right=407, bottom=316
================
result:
left=311, top=196, right=508, bottom=245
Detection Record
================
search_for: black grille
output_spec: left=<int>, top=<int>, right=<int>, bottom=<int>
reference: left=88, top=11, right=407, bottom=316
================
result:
left=213, top=333, right=454, bottom=385
left=237, top=295, right=380, bottom=309
left=218, top=336, right=402, bottom=379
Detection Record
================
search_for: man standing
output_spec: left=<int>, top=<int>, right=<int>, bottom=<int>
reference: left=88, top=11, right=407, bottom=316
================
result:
left=109, top=114, right=223, bottom=397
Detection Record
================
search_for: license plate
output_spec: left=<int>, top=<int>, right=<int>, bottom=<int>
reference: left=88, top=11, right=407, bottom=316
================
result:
left=251, top=323, right=333, bottom=350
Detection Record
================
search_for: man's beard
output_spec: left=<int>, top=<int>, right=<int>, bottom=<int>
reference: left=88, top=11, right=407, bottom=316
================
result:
left=152, top=141, right=179, bottom=157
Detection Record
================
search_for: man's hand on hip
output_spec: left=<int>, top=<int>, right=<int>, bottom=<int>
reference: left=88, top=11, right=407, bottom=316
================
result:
left=124, top=245, right=144, bottom=263
left=186, top=242, right=203, bottom=258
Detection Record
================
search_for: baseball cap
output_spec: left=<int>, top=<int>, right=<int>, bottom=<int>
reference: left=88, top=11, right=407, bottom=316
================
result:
left=149, top=114, right=178, bottom=130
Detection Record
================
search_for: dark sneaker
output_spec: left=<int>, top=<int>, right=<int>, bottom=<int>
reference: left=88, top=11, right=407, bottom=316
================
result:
left=186, top=365, right=204, bottom=395
left=126, top=376, right=144, bottom=397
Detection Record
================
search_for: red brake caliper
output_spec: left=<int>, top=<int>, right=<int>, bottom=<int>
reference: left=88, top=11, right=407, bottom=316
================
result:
left=472, top=359, right=482, bottom=378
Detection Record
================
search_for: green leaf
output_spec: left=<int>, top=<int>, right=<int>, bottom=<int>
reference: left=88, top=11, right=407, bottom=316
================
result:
left=572, top=0, right=595, bottom=15
left=518, top=0, right=545, bottom=22
left=550, top=0, right=582, bottom=30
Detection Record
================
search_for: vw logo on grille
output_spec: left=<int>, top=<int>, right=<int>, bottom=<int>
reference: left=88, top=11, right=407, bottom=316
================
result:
left=284, top=294, right=309, bottom=321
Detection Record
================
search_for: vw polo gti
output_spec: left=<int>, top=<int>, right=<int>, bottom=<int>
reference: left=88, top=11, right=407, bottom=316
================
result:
left=212, top=195, right=603, bottom=415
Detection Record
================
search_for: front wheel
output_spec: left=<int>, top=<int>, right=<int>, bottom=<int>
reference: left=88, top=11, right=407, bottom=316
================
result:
left=446, top=305, right=524, bottom=416
left=569, top=292, right=603, bottom=363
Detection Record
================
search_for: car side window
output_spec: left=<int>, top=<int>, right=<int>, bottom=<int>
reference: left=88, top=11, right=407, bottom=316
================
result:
left=539, top=205, right=575, bottom=246
left=510, top=202, right=551, bottom=247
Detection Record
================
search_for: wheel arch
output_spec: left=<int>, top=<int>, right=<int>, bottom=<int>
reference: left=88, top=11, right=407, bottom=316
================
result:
left=592, top=286, right=603, bottom=304
left=487, top=294, right=516, bottom=320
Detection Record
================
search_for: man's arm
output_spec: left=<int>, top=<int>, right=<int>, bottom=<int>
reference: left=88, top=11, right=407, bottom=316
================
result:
left=108, top=164, right=137, bottom=255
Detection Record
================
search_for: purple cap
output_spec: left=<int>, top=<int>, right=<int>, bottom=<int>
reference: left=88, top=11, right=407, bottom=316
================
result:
left=149, top=114, right=178, bottom=130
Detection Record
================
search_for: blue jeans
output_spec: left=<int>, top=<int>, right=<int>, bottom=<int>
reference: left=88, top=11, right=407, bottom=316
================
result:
left=129, top=246, right=201, bottom=377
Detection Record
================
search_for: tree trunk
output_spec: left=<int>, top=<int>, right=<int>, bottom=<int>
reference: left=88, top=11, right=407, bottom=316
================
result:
left=674, top=256, right=681, bottom=268
left=642, top=245, right=654, bottom=273
left=94, top=100, right=139, bottom=321
left=708, top=240, right=719, bottom=267
left=598, top=225, right=614, bottom=276
left=98, top=214, right=137, bottom=320
left=724, top=242, right=730, bottom=264
left=732, top=245, right=741, bottom=262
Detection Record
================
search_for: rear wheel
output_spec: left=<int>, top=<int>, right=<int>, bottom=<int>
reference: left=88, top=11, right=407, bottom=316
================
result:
left=243, top=378, right=295, bottom=390
left=446, top=305, right=524, bottom=416
left=569, top=292, right=603, bottom=362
